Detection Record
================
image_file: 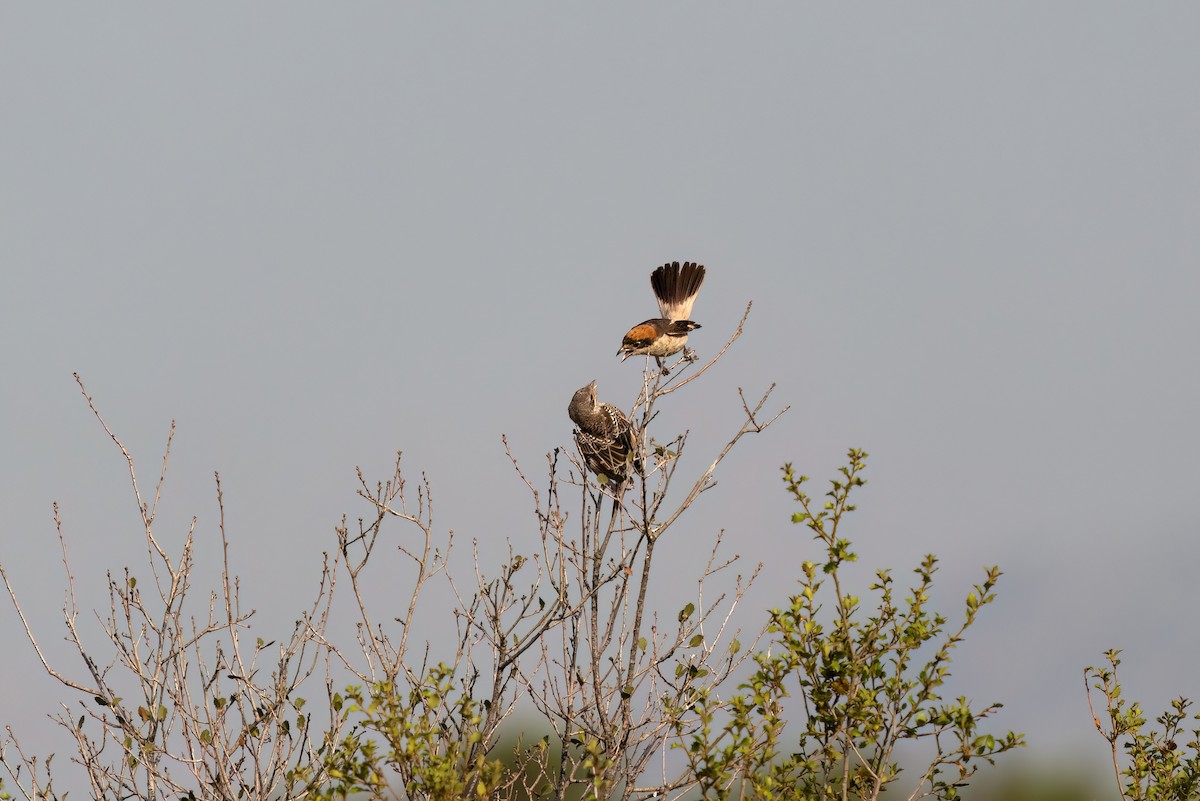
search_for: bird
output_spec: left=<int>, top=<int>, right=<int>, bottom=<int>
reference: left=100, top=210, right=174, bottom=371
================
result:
left=617, top=261, right=706, bottom=372
left=567, top=381, right=641, bottom=488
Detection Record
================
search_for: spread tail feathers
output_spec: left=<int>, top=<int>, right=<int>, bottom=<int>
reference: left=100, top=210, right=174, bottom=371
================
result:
left=651, top=261, right=706, bottom=322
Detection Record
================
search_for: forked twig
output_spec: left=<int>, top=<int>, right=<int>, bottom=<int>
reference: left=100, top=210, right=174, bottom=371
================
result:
left=656, top=300, right=753, bottom=397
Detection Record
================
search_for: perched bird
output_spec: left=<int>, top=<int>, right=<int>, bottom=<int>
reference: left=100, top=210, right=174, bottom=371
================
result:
left=567, top=381, right=641, bottom=488
left=617, top=261, right=706, bottom=372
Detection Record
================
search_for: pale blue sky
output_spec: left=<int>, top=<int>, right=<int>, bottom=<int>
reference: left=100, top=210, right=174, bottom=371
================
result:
left=2, top=4, right=1198, bottom=785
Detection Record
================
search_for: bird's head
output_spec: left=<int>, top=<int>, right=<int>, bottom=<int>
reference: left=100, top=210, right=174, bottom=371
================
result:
left=568, top=380, right=599, bottom=423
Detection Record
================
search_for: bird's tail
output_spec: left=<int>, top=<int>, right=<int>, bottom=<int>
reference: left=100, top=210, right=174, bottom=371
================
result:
left=651, top=261, right=706, bottom=322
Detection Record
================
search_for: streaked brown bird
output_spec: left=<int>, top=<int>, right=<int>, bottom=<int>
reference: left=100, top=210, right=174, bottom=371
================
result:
left=567, top=381, right=641, bottom=488
left=617, top=261, right=706, bottom=372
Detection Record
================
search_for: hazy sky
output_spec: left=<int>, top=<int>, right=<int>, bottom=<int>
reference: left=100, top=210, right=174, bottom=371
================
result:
left=2, top=4, right=1198, bottom=786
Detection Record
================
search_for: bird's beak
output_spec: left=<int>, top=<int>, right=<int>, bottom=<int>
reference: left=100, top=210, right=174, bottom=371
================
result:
left=617, top=349, right=630, bottom=360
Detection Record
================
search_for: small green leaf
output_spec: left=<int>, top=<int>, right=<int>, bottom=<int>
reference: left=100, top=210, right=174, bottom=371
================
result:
left=678, top=602, right=696, bottom=622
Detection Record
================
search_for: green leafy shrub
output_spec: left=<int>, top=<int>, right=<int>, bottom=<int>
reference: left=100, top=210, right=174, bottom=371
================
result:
left=1086, top=650, right=1200, bottom=801
left=672, top=450, right=1024, bottom=801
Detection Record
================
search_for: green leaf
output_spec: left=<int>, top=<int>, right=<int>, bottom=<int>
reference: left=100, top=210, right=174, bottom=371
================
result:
left=678, top=602, right=696, bottom=622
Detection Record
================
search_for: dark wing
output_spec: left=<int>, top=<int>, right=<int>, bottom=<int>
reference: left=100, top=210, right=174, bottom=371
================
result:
left=575, top=403, right=642, bottom=484
left=575, top=428, right=633, bottom=486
